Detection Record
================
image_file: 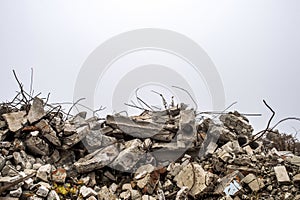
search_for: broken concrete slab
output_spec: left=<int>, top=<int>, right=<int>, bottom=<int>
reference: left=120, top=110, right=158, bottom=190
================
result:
left=27, top=97, right=45, bottom=124
left=274, top=166, right=290, bottom=183
left=74, top=143, right=119, bottom=173
left=2, top=111, right=27, bottom=132
left=35, top=120, right=61, bottom=146
left=110, top=139, right=145, bottom=172
left=62, top=125, right=90, bottom=149
left=83, top=129, right=117, bottom=152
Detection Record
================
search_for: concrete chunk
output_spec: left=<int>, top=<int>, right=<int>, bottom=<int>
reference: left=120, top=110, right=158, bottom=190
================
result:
left=2, top=111, right=27, bottom=132
left=174, top=162, right=214, bottom=196
left=274, top=166, right=290, bottom=183
left=74, top=144, right=119, bottom=173
left=28, top=97, right=45, bottom=124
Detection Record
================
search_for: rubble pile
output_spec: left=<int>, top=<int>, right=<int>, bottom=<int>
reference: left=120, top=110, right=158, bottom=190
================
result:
left=1, top=96, right=300, bottom=200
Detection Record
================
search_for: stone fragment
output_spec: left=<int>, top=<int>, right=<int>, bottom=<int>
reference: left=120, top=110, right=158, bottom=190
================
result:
left=35, top=120, right=61, bottom=146
left=68, top=112, right=87, bottom=127
left=74, top=144, right=119, bottom=173
left=63, top=121, right=76, bottom=136
left=25, top=136, right=50, bottom=156
left=79, top=186, right=97, bottom=198
left=242, top=173, right=264, bottom=192
left=46, top=149, right=60, bottom=164
left=274, top=166, right=290, bottom=183
left=36, top=164, right=51, bottom=182
left=198, top=125, right=221, bottom=158
left=286, top=155, right=300, bottom=167
left=109, top=183, right=118, bottom=193
left=36, top=185, right=49, bottom=197
left=2, top=111, right=27, bottom=132
left=134, top=165, right=161, bottom=194
left=174, top=162, right=214, bottom=196
left=119, top=190, right=131, bottom=200
left=110, top=139, right=145, bottom=172
left=47, top=190, right=60, bottom=200
left=215, top=140, right=242, bottom=162
left=24, top=178, right=34, bottom=189
left=83, top=129, right=117, bottom=151
left=27, top=97, right=45, bottom=124
left=62, top=125, right=90, bottom=149
left=135, top=164, right=156, bottom=180
left=130, top=189, right=142, bottom=200
left=9, top=187, right=22, bottom=197
left=219, top=111, right=253, bottom=135
left=51, top=168, right=67, bottom=183
left=97, top=185, right=117, bottom=200
left=122, top=183, right=132, bottom=191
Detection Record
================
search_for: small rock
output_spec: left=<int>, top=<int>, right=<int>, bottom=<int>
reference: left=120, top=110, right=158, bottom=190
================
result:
left=51, top=168, right=67, bottom=183
left=120, top=190, right=131, bottom=200
left=135, top=164, right=155, bottom=180
left=36, top=185, right=49, bottom=197
left=47, top=190, right=60, bottom=200
left=79, top=186, right=97, bottom=198
left=122, top=183, right=132, bottom=191
left=109, top=183, right=118, bottom=193
left=97, top=185, right=117, bottom=200
left=36, top=164, right=51, bottom=182
left=9, top=187, right=22, bottom=197
left=130, top=189, right=142, bottom=200
left=24, top=178, right=34, bottom=189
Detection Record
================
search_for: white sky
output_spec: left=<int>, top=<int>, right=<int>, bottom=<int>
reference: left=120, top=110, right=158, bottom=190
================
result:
left=1, top=0, right=300, bottom=137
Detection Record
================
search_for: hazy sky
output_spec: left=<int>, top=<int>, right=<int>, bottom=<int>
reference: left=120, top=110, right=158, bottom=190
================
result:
left=1, top=1, right=300, bottom=137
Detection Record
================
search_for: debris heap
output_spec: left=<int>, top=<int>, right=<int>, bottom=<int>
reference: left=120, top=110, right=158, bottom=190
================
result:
left=1, top=96, right=300, bottom=200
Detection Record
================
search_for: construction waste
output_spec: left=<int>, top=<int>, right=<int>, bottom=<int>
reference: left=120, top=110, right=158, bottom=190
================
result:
left=0, top=92, right=300, bottom=200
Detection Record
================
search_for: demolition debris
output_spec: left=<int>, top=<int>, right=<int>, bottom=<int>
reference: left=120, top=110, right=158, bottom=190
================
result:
left=1, top=73, right=300, bottom=199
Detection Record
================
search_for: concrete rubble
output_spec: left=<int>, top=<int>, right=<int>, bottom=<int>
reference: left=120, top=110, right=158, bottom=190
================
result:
left=1, top=93, right=300, bottom=200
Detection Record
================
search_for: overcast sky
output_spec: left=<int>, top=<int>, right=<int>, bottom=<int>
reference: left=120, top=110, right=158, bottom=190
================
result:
left=1, top=1, right=300, bottom=137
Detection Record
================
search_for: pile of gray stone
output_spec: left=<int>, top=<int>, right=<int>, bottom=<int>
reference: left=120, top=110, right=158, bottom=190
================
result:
left=1, top=96, right=300, bottom=200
